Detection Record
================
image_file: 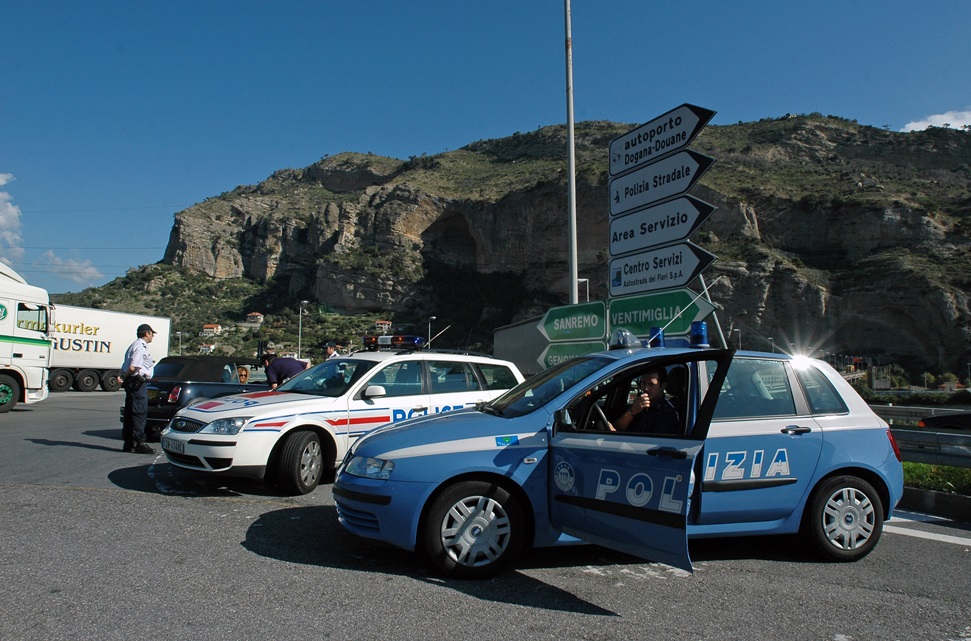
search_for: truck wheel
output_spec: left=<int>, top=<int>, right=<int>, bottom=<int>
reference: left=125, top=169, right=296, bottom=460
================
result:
left=276, top=431, right=323, bottom=495
left=0, top=375, right=21, bottom=412
left=100, top=371, right=122, bottom=392
left=73, top=369, right=100, bottom=392
left=49, top=369, right=73, bottom=392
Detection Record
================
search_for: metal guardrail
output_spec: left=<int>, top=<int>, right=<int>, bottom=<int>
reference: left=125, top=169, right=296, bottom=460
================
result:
left=869, top=405, right=971, bottom=468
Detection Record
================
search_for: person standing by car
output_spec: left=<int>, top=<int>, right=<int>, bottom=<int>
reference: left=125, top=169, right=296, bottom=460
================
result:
left=325, top=341, right=340, bottom=360
left=119, top=324, right=157, bottom=453
left=260, top=353, right=310, bottom=390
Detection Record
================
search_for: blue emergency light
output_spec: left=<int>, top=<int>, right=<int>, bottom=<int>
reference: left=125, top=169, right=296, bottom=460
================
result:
left=689, top=321, right=709, bottom=348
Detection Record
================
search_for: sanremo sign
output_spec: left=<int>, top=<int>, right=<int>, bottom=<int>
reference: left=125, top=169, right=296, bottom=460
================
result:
left=538, top=301, right=606, bottom=342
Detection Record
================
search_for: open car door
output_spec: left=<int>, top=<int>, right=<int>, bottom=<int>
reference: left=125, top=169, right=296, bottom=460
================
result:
left=548, top=349, right=733, bottom=571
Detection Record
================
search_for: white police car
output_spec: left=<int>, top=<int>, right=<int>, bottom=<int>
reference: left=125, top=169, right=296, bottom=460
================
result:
left=333, top=347, right=904, bottom=577
left=160, top=350, right=523, bottom=494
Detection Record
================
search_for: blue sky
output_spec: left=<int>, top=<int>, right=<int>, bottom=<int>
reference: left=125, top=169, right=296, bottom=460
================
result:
left=3, top=1, right=970, bottom=294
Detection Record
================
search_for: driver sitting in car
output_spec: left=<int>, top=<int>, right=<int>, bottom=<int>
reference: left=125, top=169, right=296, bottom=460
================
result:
left=609, top=368, right=680, bottom=435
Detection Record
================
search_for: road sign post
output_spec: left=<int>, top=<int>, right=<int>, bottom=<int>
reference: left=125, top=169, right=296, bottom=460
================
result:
left=609, top=150, right=715, bottom=218
left=609, top=103, right=716, bottom=177
left=608, top=242, right=716, bottom=298
left=609, top=195, right=716, bottom=257
left=608, top=289, right=716, bottom=336
left=538, top=301, right=606, bottom=342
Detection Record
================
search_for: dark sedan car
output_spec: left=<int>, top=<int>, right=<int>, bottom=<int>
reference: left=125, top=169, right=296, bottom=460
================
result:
left=917, top=410, right=971, bottom=433
left=120, top=356, right=270, bottom=440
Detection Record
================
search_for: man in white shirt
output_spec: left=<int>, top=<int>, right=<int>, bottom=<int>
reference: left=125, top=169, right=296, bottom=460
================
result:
left=119, top=324, right=157, bottom=453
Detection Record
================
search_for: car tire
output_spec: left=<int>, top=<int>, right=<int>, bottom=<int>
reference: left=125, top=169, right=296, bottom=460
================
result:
left=49, top=369, right=73, bottom=393
left=805, top=475, right=884, bottom=562
left=422, top=480, right=525, bottom=578
left=0, top=374, right=20, bottom=412
left=276, top=430, right=323, bottom=495
left=73, top=369, right=100, bottom=392
left=100, top=370, right=122, bottom=392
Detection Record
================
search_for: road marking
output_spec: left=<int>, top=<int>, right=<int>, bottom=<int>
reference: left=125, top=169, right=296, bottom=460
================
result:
left=884, top=524, right=971, bottom=547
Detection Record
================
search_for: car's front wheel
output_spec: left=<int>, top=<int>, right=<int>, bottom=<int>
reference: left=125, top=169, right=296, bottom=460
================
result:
left=276, top=431, right=323, bottom=495
left=805, top=475, right=884, bottom=561
left=422, top=480, right=525, bottom=578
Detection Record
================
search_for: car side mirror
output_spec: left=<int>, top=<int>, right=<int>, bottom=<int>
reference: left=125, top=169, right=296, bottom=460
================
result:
left=553, top=408, right=574, bottom=436
left=364, top=385, right=387, bottom=398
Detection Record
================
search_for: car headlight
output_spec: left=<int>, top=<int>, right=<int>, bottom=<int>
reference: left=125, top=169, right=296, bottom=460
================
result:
left=344, top=455, right=395, bottom=480
left=200, top=416, right=251, bottom=435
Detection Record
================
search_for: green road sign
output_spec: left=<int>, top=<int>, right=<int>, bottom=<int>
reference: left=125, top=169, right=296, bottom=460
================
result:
left=539, top=301, right=606, bottom=342
left=538, top=341, right=607, bottom=369
left=608, top=288, right=715, bottom=336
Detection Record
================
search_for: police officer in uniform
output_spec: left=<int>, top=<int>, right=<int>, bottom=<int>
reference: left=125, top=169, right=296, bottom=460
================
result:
left=120, top=324, right=157, bottom=453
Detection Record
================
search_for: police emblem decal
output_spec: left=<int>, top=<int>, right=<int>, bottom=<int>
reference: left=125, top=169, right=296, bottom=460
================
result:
left=554, top=461, right=576, bottom=492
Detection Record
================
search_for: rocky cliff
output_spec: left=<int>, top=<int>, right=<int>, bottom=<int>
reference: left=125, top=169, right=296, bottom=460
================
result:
left=161, top=115, right=971, bottom=372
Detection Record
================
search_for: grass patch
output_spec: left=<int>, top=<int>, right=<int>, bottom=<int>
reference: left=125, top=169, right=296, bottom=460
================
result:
left=903, top=462, right=971, bottom=495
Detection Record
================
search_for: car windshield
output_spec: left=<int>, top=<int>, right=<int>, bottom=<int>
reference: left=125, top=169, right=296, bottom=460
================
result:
left=277, top=359, right=377, bottom=397
left=488, top=356, right=609, bottom=418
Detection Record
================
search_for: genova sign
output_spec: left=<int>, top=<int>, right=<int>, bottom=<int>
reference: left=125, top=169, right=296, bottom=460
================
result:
left=538, top=341, right=607, bottom=369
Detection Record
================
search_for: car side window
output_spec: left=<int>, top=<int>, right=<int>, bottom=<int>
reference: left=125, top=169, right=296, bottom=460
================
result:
left=374, top=361, right=424, bottom=397
left=795, top=365, right=848, bottom=415
left=428, top=361, right=477, bottom=393
left=711, top=358, right=796, bottom=420
left=476, top=363, right=519, bottom=390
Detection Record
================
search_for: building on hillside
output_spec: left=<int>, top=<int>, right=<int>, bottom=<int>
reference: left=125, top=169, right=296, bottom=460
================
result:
left=246, top=312, right=264, bottom=326
left=199, top=343, right=216, bottom=354
left=200, top=323, right=222, bottom=336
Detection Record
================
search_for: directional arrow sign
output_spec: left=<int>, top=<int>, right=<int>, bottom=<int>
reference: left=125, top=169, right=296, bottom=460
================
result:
left=609, top=104, right=716, bottom=177
left=539, top=301, right=606, bottom=342
left=538, top=341, right=607, bottom=369
left=609, top=150, right=715, bottom=217
left=608, top=241, right=716, bottom=297
left=608, top=288, right=716, bottom=336
left=609, top=195, right=716, bottom=257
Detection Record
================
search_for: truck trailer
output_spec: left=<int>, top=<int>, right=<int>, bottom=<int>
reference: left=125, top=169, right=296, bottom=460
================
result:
left=49, top=305, right=171, bottom=392
left=0, top=263, right=53, bottom=411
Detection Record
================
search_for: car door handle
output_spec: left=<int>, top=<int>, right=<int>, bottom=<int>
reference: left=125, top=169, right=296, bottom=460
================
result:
left=647, top=447, right=687, bottom=459
left=781, top=425, right=812, bottom=435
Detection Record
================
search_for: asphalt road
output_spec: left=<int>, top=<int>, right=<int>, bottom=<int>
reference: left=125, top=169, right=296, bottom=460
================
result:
left=1, top=392, right=969, bottom=641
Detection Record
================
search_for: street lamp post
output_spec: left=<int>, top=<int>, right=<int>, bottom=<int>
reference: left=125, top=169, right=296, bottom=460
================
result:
left=298, top=300, right=309, bottom=359
left=176, top=331, right=182, bottom=355
left=577, top=278, right=589, bottom=303
left=769, top=337, right=774, bottom=353
left=427, top=316, right=437, bottom=347
left=733, top=328, right=741, bottom=350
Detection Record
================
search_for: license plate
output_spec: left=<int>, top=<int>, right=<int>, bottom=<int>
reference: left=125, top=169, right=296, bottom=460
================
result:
left=148, top=389, right=159, bottom=402
left=162, top=437, right=184, bottom=454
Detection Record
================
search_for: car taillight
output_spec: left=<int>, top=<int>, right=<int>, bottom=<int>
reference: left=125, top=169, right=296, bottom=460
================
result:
left=886, top=428, right=902, bottom=462
left=168, top=386, right=182, bottom=404
left=916, top=419, right=927, bottom=428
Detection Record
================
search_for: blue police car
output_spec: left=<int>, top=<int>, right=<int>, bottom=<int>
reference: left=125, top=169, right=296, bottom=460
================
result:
left=333, top=345, right=904, bottom=577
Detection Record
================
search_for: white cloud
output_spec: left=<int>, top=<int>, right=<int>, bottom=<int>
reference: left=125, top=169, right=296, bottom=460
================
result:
left=901, top=109, right=971, bottom=132
left=39, top=249, right=103, bottom=286
left=0, top=173, right=25, bottom=265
